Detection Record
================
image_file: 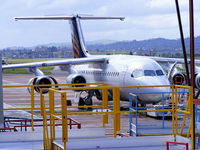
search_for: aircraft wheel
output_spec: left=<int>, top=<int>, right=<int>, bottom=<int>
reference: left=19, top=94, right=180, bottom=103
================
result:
left=95, top=90, right=102, bottom=100
left=85, top=98, right=93, bottom=105
left=85, top=98, right=93, bottom=110
left=79, top=90, right=94, bottom=110
left=78, top=97, right=85, bottom=109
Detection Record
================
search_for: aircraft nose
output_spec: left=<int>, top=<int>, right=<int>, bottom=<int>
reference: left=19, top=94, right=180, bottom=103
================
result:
left=138, top=86, right=170, bottom=104
left=138, top=77, right=171, bottom=103
left=150, top=85, right=171, bottom=93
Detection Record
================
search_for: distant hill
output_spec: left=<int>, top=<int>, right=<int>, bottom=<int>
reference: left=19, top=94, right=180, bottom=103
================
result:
left=35, top=39, right=118, bottom=48
left=5, top=36, right=200, bottom=53
left=87, top=36, right=200, bottom=54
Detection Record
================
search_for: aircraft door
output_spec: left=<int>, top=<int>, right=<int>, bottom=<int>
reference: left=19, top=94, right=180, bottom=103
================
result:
left=123, top=67, right=140, bottom=86
left=119, top=65, right=128, bottom=86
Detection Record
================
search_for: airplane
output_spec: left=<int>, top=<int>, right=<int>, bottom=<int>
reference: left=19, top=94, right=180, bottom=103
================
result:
left=3, top=14, right=200, bottom=107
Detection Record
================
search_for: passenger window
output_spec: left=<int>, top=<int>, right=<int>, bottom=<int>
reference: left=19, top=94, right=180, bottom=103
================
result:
left=144, top=70, right=156, bottom=76
left=156, top=70, right=164, bottom=76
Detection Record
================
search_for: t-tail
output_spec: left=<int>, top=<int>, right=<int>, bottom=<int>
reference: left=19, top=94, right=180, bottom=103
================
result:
left=69, top=15, right=89, bottom=58
left=15, top=14, right=125, bottom=58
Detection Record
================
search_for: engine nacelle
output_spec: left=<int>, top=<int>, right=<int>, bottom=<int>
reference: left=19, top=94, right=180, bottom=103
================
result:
left=28, top=76, right=58, bottom=94
left=171, top=72, right=185, bottom=85
left=195, top=73, right=200, bottom=89
left=66, top=74, right=86, bottom=87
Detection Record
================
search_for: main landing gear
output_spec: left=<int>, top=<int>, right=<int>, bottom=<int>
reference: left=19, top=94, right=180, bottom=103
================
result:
left=76, top=90, right=101, bottom=110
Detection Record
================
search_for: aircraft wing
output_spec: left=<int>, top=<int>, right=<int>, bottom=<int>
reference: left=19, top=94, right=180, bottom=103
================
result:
left=151, top=56, right=200, bottom=64
left=2, top=57, right=107, bottom=69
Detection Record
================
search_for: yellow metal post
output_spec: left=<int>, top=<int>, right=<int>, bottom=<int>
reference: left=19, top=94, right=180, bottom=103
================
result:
left=40, top=93, right=46, bottom=150
left=41, top=93, right=50, bottom=150
left=116, top=88, right=120, bottom=131
left=61, top=92, right=68, bottom=150
left=113, top=87, right=120, bottom=137
left=30, top=86, right=35, bottom=131
left=171, top=86, right=175, bottom=139
left=102, top=88, right=108, bottom=127
left=175, top=87, right=178, bottom=134
left=49, top=90, right=55, bottom=149
left=40, top=90, right=44, bottom=116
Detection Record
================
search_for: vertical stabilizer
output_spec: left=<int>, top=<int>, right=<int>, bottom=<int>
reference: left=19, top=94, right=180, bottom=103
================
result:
left=69, top=15, right=89, bottom=58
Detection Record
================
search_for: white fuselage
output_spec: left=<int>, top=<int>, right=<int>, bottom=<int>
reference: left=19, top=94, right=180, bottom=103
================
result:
left=72, top=55, right=170, bottom=104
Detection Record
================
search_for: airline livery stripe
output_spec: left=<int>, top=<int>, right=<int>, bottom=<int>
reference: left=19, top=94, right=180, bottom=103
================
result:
left=73, top=36, right=80, bottom=50
left=72, top=34, right=81, bottom=58
left=72, top=43, right=80, bottom=57
left=73, top=45, right=79, bottom=58
left=73, top=47, right=79, bottom=58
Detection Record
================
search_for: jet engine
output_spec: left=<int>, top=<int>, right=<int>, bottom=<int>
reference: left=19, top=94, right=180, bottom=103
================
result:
left=195, top=73, right=200, bottom=88
left=66, top=74, right=86, bottom=87
left=171, top=71, right=185, bottom=85
left=28, top=76, right=58, bottom=94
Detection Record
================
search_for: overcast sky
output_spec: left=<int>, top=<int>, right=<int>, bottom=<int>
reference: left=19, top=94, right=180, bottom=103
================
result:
left=0, top=0, right=200, bottom=48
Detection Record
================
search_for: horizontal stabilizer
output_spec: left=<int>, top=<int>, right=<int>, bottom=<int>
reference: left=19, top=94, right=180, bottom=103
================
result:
left=15, top=15, right=125, bottom=21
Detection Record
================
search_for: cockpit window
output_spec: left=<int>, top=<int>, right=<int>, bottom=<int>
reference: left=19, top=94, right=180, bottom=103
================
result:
left=156, top=70, right=164, bottom=76
left=132, top=69, right=164, bottom=78
left=144, top=70, right=156, bottom=76
left=131, top=69, right=143, bottom=78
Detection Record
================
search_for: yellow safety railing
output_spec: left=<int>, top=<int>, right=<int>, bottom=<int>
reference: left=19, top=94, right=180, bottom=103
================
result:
left=2, top=83, right=196, bottom=150
left=39, top=84, right=196, bottom=150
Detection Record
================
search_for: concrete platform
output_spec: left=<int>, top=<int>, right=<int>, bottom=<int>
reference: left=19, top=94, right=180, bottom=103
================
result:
left=55, top=135, right=190, bottom=150
left=0, top=127, right=105, bottom=142
left=0, top=126, right=191, bottom=150
left=0, top=141, right=43, bottom=150
left=0, top=135, right=190, bottom=150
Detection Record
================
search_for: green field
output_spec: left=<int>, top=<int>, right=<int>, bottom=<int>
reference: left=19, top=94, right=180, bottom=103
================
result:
left=3, top=59, right=54, bottom=75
